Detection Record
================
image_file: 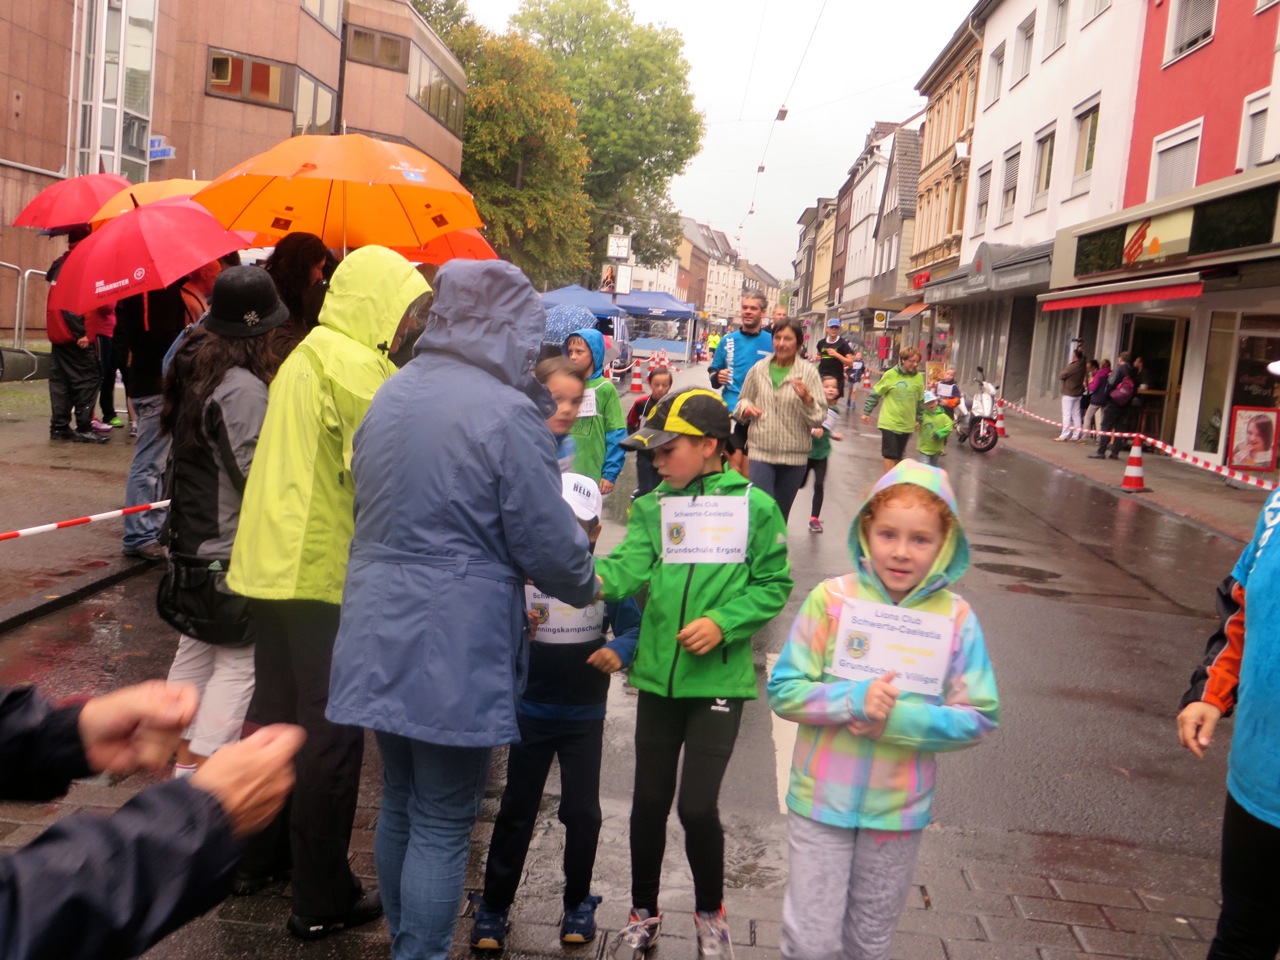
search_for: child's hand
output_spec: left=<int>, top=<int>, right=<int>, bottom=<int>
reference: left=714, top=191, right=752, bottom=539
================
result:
left=848, top=717, right=887, bottom=740
left=676, top=617, right=723, bottom=655
left=811, top=427, right=823, bottom=438
left=594, top=574, right=604, bottom=603
left=864, top=670, right=900, bottom=722
left=861, top=414, right=871, bottom=424
left=832, top=432, right=844, bottom=441
left=600, top=479, right=615, bottom=495
left=1177, top=701, right=1223, bottom=759
left=587, top=648, right=623, bottom=674
left=527, top=610, right=540, bottom=641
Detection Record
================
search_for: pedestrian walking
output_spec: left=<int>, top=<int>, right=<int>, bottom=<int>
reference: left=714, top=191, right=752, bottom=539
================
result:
left=91, top=302, right=126, bottom=432
left=159, top=266, right=288, bottom=776
left=1089, top=352, right=1137, bottom=459
left=733, top=318, right=827, bottom=522
left=815, top=318, right=855, bottom=399
left=45, top=227, right=112, bottom=445
left=564, top=325, right=626, bottom=493
left=599, top=388, right=794, bottom=960
left=627, top=367, right=674, bottom=500
left=709, top=292, right=773, bottom=475
left=325, top=258, right=599, bottom=960
left=804, top=376, right=844, bottom=533
left=933, top=366, right=961, bottom=421
left=227, top=246, right=431, bottom=939
left=1081, top=359, right=1109, bottom=439
left=768, top=461, right=1000, bottom=960
left=862, top=347, right=926, bottom=473
left=470, top=475, right=640, bottom=951
left=917, top=391, right=953, bottom=466
left=1055, top=348, right=1087, bottom=442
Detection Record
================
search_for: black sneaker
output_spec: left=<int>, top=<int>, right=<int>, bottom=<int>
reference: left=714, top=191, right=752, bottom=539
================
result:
left=287, top=885, right=382, bottom=940
left=70, top=428, right=109, bottom=444
left=230, top=866, right=291, bottom=896
left=50, top=427, right=76, bottom=441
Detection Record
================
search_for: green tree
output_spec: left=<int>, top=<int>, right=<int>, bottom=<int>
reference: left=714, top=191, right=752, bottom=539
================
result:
left=410, top=0, right=483, bottom=64
left=512, top=0, right=704, bottom=269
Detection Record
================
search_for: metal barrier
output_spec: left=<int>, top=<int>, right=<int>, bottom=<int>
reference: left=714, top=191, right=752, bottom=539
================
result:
left=16, top=268, right=46, bottom=350
left=0, top=262, right=21, bottom=348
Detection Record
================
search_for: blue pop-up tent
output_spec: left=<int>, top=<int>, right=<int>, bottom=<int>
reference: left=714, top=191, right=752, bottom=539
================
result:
left=541, top=284, right=625, bottom=319
left=615, top=290, right=695, bottom=319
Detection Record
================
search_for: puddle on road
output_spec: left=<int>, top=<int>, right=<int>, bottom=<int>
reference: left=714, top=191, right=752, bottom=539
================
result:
left=1006, top=583, right=1071, bottom=598
left=975, top=562, right=1062, bottom=582
left=970, top=543, right=1022, bottom=556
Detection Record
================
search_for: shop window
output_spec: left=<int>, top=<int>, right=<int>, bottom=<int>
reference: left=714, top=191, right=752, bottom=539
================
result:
left=985, top=44, right=1004, bottom=107
left=1000, top=148, right=1020, bottom=224
left=974, top=165, right=991, bottom=234
left=1167, top=0, right=1215, bottom=60
left=207, top=49, right=292, bottom=110
left=1015, top=14, right=1035, bottom=82
left=1151, top=121, right=1201, bottom=200
left=303, top=0, right=341, bottom=33
left=1032, top=128, right=1055, bottom=211
left=347, top=25, right=409, bottom=72
left=1241, top=92, right=1269, bottom=171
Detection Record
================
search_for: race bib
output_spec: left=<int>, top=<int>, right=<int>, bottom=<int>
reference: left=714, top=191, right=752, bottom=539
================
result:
left=577, top=388, right=598, bottom=418
left=660, top=496, right=749, bottom=564
left=525, top=585, right=605, bottom=644
left=827, top=598, right=953, bottom=697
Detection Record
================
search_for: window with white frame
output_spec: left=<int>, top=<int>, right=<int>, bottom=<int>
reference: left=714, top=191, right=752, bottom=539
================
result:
left=986, top=44, right=1005, bottom=106
left=1033, top=128, right=1055, bottom=209
left=1168, top=0, right=1216, bottom=59
left=974, top=164, right=992, bottom=233
left=1049, top=0, right=1069, bottom=53
left=1015, top=14, right=1035, bottom=81
left=1151, top=121, right=1201, bottom=199
left=1073, top=101, right=1100, bottom=181
left=1242, top=92, right=1270, bottom=170
left=1000, top=149, right=1020, bottom=223
left=1087, top=0, right=1111, bottom=19
left=889, top=234, right=899, bottom=272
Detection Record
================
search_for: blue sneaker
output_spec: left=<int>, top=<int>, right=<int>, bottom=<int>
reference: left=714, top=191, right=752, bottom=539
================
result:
left=560, top=894, right=603, bottom=943
left=469, top=894, right=509, bottom=951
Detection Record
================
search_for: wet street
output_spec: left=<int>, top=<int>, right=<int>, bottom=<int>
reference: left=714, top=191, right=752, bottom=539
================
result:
left=0, top=369, right=1245, bottom=957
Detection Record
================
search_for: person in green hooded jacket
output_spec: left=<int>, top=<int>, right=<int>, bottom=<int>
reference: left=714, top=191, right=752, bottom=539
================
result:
left=917, top=391, right=953, bottom=466
left=596, top=387, right=793, bottom=960
left=862, top=347, right=926, bottom=474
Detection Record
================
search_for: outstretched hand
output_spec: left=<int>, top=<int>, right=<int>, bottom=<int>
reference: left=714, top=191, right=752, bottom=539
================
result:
left=78, top=681, right=198, bottom=775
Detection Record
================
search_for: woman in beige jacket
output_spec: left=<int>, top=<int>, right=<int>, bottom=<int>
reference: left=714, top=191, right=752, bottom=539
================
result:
left=733, top=318, right=827, bottom=521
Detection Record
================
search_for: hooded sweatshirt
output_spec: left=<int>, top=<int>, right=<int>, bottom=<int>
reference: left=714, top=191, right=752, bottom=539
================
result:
left=864, top=364, right=926, bottom=434
left=228, top=246, right=430, bottom=604
left=565, top=327, right=626, bottom=484
left=918, top=406, right=953, bottom=456
left=767, top=461, right=1000, bottom=830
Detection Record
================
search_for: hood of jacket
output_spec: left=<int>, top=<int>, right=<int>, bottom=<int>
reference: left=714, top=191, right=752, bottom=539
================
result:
left=415, top=260, right=547, bottom=406
left=318, top=246, right=430, bottom=354
left=568, top=327, right=606, bottom=381
left=848, top=459, right=970, bottom=604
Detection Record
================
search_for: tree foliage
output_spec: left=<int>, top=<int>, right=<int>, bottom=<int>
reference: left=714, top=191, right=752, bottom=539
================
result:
left=512, top=0, right=704, bottom=269
left=412, top=1, right=592, bottom=287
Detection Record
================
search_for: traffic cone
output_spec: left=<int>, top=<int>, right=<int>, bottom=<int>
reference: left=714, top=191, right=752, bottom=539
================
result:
left=862, top=372, right=871, bottom=390
left=659, top=349, right=669, bottom=368
left=647, top=355, right=656, bottom=375
left=630, top=363, right=643, bottom=394
left=995, top=404, right=1007, bottom=437
left=1119, top=442, right=1152, bottom=493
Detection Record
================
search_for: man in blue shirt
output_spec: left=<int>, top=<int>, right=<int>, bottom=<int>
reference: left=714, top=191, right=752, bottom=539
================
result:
left=709, top=291, right=774, bottom=471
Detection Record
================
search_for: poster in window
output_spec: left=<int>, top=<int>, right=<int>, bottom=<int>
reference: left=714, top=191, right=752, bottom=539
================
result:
left=1228, top=406, right=1279, bottom=472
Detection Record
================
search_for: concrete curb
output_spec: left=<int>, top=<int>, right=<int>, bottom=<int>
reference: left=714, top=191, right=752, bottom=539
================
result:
left=0, top=557, right=154, bottom=635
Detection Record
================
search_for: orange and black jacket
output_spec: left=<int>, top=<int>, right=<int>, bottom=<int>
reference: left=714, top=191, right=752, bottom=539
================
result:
left=1179, top=575, right=1244, bottom=714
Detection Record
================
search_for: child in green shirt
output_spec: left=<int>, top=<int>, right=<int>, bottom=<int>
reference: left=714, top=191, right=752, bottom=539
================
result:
left=918, top=392, right=953, bottom=466
left=806, top=376, right=844, bottom=533
left=564, top=328, right=626, bottom=492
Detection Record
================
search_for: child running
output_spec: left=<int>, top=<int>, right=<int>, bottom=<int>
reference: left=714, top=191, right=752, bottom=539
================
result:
left=626, top=367, right=675, bottom=500
left=565, top=328, right=626, bottom=492
left=805, top=376, right=844, bottom=534
left=598, top=388, right=794, bottom=960
left=470, top=473, right=640, bottom=950
left=917, top=391, right=953, bottom=466
left=538, top=356, right=587, bottom=473
left=767, top=461, right=1000, bottom=960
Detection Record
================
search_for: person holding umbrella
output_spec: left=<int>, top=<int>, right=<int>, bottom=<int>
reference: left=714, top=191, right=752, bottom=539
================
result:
left=44, top=227, right=111, bottom=445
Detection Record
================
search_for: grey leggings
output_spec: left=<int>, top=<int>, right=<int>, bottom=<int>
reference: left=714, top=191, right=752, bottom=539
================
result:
left=781, top=811, right=922, bottom=960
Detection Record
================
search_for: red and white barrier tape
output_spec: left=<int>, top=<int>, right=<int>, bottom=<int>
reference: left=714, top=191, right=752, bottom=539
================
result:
left=996, top=400, right=1278, bottom=491
left=0, top=500, right=171, bottom=542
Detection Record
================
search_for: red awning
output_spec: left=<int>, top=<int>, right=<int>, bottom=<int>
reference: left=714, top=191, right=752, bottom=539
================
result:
left=887, top=301, right=930, bottom=323
left=1040, top=281, right=1203, bottom=312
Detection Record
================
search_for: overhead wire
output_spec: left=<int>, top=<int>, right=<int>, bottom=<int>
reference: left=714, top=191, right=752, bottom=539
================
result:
left=738, top=0, right=769, bottom=122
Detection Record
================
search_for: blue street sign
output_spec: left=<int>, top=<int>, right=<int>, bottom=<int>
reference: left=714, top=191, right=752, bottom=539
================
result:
left=149, top=146, right=176, bottom=161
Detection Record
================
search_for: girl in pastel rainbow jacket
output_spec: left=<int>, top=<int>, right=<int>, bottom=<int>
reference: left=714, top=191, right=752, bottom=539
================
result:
left=767, top=460, right=1000, bottom=960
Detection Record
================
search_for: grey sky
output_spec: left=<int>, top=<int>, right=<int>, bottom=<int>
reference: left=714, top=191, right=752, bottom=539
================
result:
left=465, top=0, right=972, bottom=283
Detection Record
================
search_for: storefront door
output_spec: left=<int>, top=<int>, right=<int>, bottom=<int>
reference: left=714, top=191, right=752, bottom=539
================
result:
left=1125, top=314, right=1188, bottom=443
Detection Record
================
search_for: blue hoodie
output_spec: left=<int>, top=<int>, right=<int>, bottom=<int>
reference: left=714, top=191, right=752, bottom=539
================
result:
left=565, top=327, right=626, bottom=483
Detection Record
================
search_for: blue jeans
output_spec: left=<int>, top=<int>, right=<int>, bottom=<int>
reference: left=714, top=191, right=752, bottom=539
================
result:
left=748, top=460, right=808, bottom=522
left=375, top=732, right=491, bottom=960
left=122, top=395, right=170, bottom=550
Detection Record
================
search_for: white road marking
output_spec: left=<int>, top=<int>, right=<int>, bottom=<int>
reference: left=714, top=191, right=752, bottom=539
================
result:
left=765, top=653, right=796, bottom=815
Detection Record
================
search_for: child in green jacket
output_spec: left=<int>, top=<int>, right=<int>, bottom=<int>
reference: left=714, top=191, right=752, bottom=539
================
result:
left=918, top=392, right=953, bottom=466
left=565, top=328, right=626, bottom=493
left=596, top=388, right=794, bottom=960
left=862, top=348, right=925, bottom=474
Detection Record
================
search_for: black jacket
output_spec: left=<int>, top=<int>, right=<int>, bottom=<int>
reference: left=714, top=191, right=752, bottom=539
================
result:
left=114, top=284, right=188, bottom=399
left=0, top=686, right=240, bottom=960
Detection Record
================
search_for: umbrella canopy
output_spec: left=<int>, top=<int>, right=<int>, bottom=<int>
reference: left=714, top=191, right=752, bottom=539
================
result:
left=544, top=303, right=598, bottom=346
left=193, top=133, right=483, bottom=250
left=89, top=178, right=211, bottom=229
left=48, top=199, right=250, bottom=315
left=393, top=228, right=498, bottom=265
left=12, top=173, right=131, bottom=231
left=541, top=284, right=624, bottom=319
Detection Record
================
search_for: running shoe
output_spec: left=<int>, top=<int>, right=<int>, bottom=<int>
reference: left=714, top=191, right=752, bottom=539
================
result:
left=469, top=894, right=510, bottom=951
left=560, top=894, right=603, bottom=943
left=128, top=420, right=139, bottom=438
left=611, top=908, right=661, bottom=959
left=90, top=418, right=113, bottom=434
left=71, top=428, right=109, bottom=444
left=694, top=906, right=734, bottom=959
left=108, top=416, right=125, bottom=428
left=808, top=517, right=823, bottom=533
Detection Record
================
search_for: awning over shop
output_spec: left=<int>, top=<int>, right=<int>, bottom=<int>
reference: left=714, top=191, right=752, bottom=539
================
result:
left=1038, top=272, right=1204, bottom=312
left=886, top=301, right=930, bottom=326
left=615, top=290, right=696, bottom=319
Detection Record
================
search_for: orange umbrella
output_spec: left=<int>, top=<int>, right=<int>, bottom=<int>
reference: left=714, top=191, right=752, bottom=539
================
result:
left=89, top=178, right=211, bottom=229
left=392, top=229, right=498, bottom=265
left=194, top=133, right=482, bottom=250
left=13, top=173, right=131, bottom=231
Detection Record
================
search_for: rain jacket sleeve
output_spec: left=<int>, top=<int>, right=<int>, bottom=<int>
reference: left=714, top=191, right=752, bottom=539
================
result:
left=603, top=598, right=642, bottom=666
left=599, top=381, right=626, bottom=483
left=876, top=601, right=1000, bottom=753
left=703, top=487, right=793, bottom=645
left=0, top=688, right=239, bottom=960
left=1180, top=574, right=1243, bottom=715
left=768, top=581, right=865, bottom=724
left=595, top=499, right=663, bottom=600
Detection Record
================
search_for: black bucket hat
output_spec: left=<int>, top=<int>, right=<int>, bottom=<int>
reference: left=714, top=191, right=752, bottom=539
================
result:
left=204, top=265, right=289, bottom=338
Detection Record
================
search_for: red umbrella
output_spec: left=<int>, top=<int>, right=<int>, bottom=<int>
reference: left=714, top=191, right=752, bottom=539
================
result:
left=12, top=173, right=131, bottom=231
left=395, top=228, right=498, bottom=265
left=48, top=199, right=250, bottom=314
